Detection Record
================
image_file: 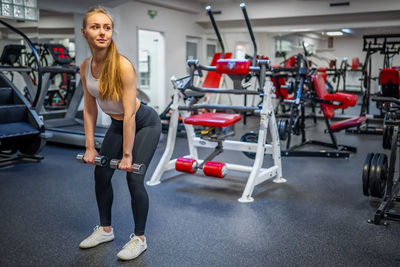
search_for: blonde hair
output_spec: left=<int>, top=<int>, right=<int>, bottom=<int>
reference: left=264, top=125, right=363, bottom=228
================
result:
left=83, top=7, right=122, bottom=101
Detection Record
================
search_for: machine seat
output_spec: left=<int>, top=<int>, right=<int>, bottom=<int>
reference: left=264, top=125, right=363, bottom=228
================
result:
left=184, top=113, right=242, bottom=127
left=330, top=116, right=366, bottom=132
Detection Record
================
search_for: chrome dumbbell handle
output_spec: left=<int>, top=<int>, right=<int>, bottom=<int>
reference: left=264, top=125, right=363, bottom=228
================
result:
left=76, top=153, right=108, bottom=166
left=109, top=159, right=146, bottom=175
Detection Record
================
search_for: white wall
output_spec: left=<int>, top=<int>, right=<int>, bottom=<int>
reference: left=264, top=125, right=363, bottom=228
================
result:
left=112, top=1, right=205, bottom=112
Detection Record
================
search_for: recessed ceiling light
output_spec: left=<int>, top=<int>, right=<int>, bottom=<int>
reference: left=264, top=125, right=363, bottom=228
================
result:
left=326, top=31, right=344, bottom=36
left=341, top=28, right=353, bottom=34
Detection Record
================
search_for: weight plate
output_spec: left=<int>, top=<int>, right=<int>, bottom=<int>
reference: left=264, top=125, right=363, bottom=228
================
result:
left=278, top=119, right=288, bottom=141
left=240, top=132, right=258, bottom=159
left=293, top=116, right=301, bottom=135
left=382, top=125, right=393, bottom=150
left=370, top=153, right=388, bottom=198
left=368, top=153, right=380, bottom=197
left=362, top=153, right=374, bottom=196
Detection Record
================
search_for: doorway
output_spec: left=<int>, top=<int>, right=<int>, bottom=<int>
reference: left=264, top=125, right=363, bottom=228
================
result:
left=138, top=29, right=165, bottom=113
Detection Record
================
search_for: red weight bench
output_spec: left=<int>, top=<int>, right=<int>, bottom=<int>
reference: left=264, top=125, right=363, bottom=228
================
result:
left=312, top=74, right=366, bottom=152
left=317, top=67, right=328, bottom=83
left=379, top=68, right=400, bottom=99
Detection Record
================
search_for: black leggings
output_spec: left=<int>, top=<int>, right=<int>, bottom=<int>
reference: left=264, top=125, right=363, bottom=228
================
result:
left=94, top=104, right=161, bottom=236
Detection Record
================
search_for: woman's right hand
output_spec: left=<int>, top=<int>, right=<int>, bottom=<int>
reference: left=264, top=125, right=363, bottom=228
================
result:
left=83, top=148, right=99, bottom=164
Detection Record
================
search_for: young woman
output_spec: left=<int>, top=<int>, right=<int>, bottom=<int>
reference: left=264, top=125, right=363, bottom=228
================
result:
left=78, top=7, right=161, bottom=261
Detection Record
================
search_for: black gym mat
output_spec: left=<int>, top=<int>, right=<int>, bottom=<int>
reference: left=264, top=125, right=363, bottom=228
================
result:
left=0, top=115, right=399, bottom=266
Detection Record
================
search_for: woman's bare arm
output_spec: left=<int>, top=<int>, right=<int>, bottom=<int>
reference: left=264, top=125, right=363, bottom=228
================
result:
left=81, top=59, right=99, bottom=162
left=119, top=56, right=138, bottom=171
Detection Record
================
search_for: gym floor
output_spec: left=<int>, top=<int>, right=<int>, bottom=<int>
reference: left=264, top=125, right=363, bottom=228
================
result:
left=1, top=108, right=400, bottom=266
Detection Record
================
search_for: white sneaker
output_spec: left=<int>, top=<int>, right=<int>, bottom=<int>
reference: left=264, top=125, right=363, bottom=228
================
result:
left=79, top=226, right=114, bottom=249
left=117, top=234, right=147, bottom=261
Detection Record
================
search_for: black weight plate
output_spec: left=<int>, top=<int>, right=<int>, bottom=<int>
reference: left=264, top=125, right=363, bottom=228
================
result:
left=293, top=116, right=301, bottom=135
left=368, top=153, right=380, bottom=197
left=362, top=153, right=374, bottom=196
left=382, top=125, right=392, bottom=150
left=372, top=154, right=388, bottom=198
left=240, top=132, right=258, bottom=159
left=278, top=119, right=288, bottom=141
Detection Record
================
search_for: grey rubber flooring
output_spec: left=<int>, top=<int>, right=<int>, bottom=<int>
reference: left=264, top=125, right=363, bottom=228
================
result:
left=1, top=112, right=400, bottom=266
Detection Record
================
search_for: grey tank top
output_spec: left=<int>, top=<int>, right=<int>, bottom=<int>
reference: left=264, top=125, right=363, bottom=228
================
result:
left=85, top=57, right=124, bottom=115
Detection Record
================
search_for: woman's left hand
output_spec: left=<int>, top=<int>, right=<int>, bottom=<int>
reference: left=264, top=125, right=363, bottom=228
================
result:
left=119, top=155, right=133, bottom=172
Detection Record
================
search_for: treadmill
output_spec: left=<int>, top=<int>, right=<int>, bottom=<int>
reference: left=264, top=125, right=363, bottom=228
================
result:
left=0, top=44, right=38, bottom=101
left=35, top=44, right=107, bottom=148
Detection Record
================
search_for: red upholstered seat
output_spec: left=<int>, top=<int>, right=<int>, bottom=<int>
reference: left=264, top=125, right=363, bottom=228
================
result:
left=330, top=116, right=366, bottom=132
left=317, top=67, right=327, bottom=72
left=323, top=92, right=357, bottom=108
left=271, top=76, right=294, bottom=100
left=319, top=72, right=328, bottom=82
left=184, top=113, right=242, bottom=127
left=285, top=56, right=296, bottom=68
left=352, top=57, right=360, bottom=70
left=380, top=68, right=400, bottom=85
left=313, top=74, right=365, bottom=131
left=216, top=59, right=250, bottom=75
left=313, top=74, right=357, bottom=118
left=202, top=52, right=232, bottom=88
left=379, top=68, right=400, bottom=98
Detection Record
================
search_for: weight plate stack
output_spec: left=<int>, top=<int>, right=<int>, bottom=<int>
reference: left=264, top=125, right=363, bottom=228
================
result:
left=369, top=153, right=388, bottom=198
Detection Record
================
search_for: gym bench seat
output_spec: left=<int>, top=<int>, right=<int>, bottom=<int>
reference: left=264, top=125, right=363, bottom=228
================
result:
left=330, top=117, right=367, bottom=132
left=184, top=113, right=242, bottom=127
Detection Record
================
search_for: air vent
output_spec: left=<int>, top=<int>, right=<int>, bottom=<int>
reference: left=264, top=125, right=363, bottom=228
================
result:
left=330, top=2, right=350, bottom=7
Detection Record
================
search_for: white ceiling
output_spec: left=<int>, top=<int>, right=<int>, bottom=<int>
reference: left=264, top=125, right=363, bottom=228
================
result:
left=34, top=0, right=400, bottom=36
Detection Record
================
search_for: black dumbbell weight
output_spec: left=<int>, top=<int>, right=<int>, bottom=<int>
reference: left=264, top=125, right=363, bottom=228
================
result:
left=109, top=159, right=146, bottom=175
left=76, top=153, right=108, bottom=166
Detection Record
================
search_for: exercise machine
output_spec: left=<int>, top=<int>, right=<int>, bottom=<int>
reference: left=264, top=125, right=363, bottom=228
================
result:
left=278, top=54, right=365, bottom=158
left=347, top=34, right=400, bottom=135
left=0, top=19, right=47, bottom=166
left=147, top=4, right=285, bottom=202
left=363, top=96, right=400, bottom=225
left=33, top=44, right=107, bottom=148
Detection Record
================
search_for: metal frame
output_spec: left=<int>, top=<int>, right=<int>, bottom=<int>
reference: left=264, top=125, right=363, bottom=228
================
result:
left=147, top=62, right=285, bottom=203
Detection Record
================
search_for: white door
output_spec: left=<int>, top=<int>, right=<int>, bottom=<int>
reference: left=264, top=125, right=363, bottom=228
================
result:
left=138, top=29, right=165, bottom=113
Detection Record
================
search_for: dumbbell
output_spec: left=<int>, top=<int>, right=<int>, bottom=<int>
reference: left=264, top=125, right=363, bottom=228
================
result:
left=109, top=159, right=146, bottom=175
left=76, top=153, right=108, bottom=166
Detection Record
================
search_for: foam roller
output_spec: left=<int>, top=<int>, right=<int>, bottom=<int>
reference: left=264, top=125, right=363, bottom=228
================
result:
left=175, top=157, right=198, bottom=174
left=203, top=161, right=227, bottom=178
